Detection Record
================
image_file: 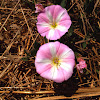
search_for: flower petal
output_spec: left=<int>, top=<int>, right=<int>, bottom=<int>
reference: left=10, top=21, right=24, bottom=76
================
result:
left=39, top=65, right=58, bottom=81
left=35, top=43, right=52, bottom=60
left=37, top=24, right=50, bottom=36
left=58, top=10, right=71, bottom=22
left=35, top=4, right=44, bottom=13
left=60, top=61, right=74, bottom=72
left=58, top=20, right=72, bottom=32
left=61, top=68, right=73, bottom=81
left=49, top=42, right=57, bottom=57
left=45, top=5, right=54, bottom=22
left=47, top=5, right=66, bottom=22
left=46, top=29, right=55, bottom=40
left=40, top=67, right=54, bottom=80
left=51, top=66, right=65, bottom=83
left=79, top=61, right=87, bottom=68
left=36, top=5, right=72, bottom=40
left=35, top=63, right=52, bottom=74
left=37, top=12, right=49, bottom=23
left=60, top=49, right=75, bottom=60
left=35, top=42, right=75, bottom=83
left=46, top=29, right=61, bottom=40
left=56, top=25, right=67, bottom=32
left=56, top=43, right=75, bottom=60
left=41, top=65, right=65, bottom=83
left=55, top=8, right=68, bottom=22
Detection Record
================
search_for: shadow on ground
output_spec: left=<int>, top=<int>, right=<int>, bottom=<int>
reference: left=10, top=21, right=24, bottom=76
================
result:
left=54, top=77, right=78, bottom=97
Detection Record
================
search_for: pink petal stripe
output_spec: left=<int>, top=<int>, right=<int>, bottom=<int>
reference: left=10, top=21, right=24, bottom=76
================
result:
left=59, top=20, right=72, bottom=31
left=61, top=68, right=73, bottom=81
left=48, top=41, right=60, bottom=57
left=40, top=68, right=54, bottom=80
left=47, top=5, right=65, bottom=21
left=41, top=66, right=65, bottom=83
left=59, top=11, right=71, bottom=22
left=35, top=43, right=52, bottom=60
left=35, top=63, right=52, bottom=74
left=37, top=13, right=49, bottom=23
left=37, top=25, right=50, bottom=35
left=52, top=67, right=65, bottom=83
left=46, top=29, right=55, bottom=40
left=56, top=43, right=72, bottom=57
left=60, top=50, right=75, bottom=60
left=60, top=59, right=75, bottom=70
left=54, top=8, right=67, bottom=22
left=48, top=42, right=57, bottom=57
left=46, top=29, right=61, bottom=40
left=53, top=5, right=64, bottom=21
left=53, top=29, right=66, bottom=38
left=53, top=41, right=60, bottom=55
left=45, top=5, right=54, bottom=21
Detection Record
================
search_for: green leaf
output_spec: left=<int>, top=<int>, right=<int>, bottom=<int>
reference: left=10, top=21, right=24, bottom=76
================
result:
left=44, top=37, right=49, bottom=43
left=60, top=0, right=66, bottom=8
left=30, top=41, right=40, bottom=56
left=34, top=41, right=40, bottom=49
left=30, top=49, right=37, bottom=57
left=32, top=0, right=34, bottom=4
left=82, top=42, right=87, bottom=49
left=74, top=52, right=80, bottom=58
left=96, top=69, right=99, bottom=74
left=24, top=50, right=31, bottom=57
left=68, top=26, right=73, bottom=36
left=85, top=70, right=89, bottom=74
left=21, top=57, right=29, bottom=61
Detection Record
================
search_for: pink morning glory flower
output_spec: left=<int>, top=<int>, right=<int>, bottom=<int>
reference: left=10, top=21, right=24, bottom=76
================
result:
left=35, top=4, right=44, bottom=13
left=76, top=57, right=87, bottom=73
left=35, top=41, right=75, bottom=83
left=36, top=5, right=72, bottom=40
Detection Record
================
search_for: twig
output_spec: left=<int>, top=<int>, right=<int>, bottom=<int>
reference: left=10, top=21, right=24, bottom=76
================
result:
left=34, top=0, right=36, bottom=5
left=80, top=12, right=87, bottom=36
left=75, top=38, right=90, bottom=44
left=88, top=54, right=93, bottom=73
left=74, top=29, right=85, bottom=38
left=13, top=69, right=31, bottom=87
left=1, top=42, right=14, bottom=57
left=19, top=3, right=32, bottom=36
left=78, top=80, right=100, bottom=86
left=0, top=0, right=20, bottom=31
left=29, top=92, right=100, bottom=100
left=75, top=0, right=94, bottom=32
left=92, top=0, right=100, bottom=14
left=0, top=7, right=31, bottom=11
left=29, top=33, right=39, bottom=50
left=85, top=68, right=98, bottom=80
left=77, top=68, right=83, bottom=83
left=0, top=90, right=55, bottom=94
left=67, top=2, right=76, bottom=12
left=0, top=62, right=12, bottom=78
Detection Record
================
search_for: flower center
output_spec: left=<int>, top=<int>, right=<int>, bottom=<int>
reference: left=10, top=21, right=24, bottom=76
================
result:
left=51, top=21, right=57, bottom=28
left=52, top=57, right=60, bottom=68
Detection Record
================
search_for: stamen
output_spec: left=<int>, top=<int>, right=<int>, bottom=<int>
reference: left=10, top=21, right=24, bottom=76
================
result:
left=51, top=21, right=57, bottom=28
left=52, top=57, right=60, bottom=68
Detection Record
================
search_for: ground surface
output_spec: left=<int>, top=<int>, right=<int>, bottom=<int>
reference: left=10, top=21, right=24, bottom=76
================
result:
left=0, top=0, right=100, bottom=99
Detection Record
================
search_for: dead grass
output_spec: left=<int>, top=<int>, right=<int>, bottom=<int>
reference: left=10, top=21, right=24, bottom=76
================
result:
left=0, top=0, right=100, bottom=99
